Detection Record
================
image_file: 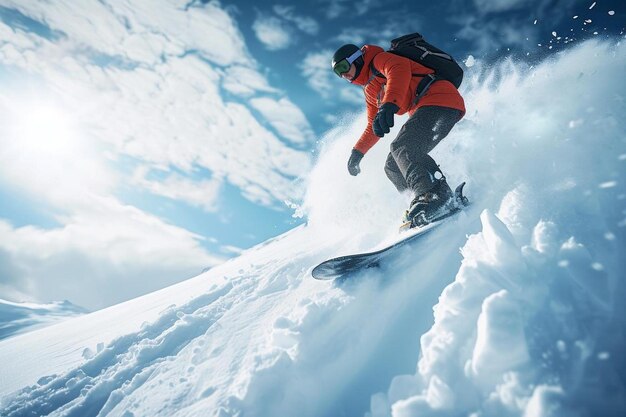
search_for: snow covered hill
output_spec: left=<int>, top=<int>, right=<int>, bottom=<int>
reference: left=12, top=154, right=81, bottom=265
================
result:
left=0, top=299, right=87, bottom=340
left=0, top=39, right=625, bottom=417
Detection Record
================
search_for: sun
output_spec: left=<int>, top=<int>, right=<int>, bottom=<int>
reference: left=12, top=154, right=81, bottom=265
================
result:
left=0, top=96, right=113, bottom=201
left=8, top=100, right=79, bottom=156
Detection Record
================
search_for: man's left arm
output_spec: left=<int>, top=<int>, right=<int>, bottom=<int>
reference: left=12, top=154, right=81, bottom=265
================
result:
left=379, top=53, right=412, bottom=107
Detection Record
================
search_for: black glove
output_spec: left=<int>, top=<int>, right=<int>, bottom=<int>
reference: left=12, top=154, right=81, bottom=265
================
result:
left=347, top=149, right=364, bottom=176
left=373, top=102, right=400, bottom=137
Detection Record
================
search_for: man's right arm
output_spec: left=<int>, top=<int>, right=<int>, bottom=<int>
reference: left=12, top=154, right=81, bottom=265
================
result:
left=353, top=97, right=380, bottom=154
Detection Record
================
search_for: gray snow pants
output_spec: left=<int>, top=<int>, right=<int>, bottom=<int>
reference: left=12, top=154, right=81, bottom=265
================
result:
left=384, top=106, right=462, bottom=196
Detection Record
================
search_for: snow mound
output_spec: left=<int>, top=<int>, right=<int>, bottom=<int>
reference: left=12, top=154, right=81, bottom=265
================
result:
left=1, top=39, right=625, bottom=417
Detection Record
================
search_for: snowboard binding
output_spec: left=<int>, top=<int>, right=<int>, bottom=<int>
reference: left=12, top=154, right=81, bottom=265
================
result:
left=399, top=182, right=469, bottom=232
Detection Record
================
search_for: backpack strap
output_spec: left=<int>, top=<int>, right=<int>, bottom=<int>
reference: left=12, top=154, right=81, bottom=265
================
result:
left=413, top=74, right=438, bottom=105
left=368, top=60, right=437, bottom=105
left=366, top=61, right=382, bottom=85
left=412, top=44, right=453, bottom=61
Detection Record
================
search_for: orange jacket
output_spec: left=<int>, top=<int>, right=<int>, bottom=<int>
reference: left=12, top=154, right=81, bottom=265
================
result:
left=351, top=45, right=466, bottom=154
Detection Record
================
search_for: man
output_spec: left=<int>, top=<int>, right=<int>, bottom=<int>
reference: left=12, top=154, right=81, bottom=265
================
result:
left=331, top=43, right=465, bottom=226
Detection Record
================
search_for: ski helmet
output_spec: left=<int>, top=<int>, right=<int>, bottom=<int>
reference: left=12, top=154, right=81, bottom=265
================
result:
left=332, top=44, right=364, bottom=80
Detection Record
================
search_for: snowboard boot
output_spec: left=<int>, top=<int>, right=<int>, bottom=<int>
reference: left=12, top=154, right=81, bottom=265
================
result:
left=403, top=178, right=454, bottom=227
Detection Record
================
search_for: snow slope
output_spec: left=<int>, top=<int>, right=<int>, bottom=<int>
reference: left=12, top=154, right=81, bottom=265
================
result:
left=0, top=39, right=625, bottom=417
left=0, top=299, right=87, bottom=340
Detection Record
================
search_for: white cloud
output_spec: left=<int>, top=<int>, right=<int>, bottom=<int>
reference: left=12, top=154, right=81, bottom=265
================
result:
left=453, top=0, right=568, bottom=54
left=339, top=87, right=364, bottom=105
left=354, top=0, right=376, bottom=16
left=273, top=5, right=319, bottom=35
left=195, top=100, right=312, bottom=205
left=333, top=20, right=426, bottom=49
left=0, top=0, right=252, bottom=67
left=300, top=50, right=334, bottom=98
left=219, top=245, right=244, bottom=256
left=249, top=97, right=316, bottom=146
left=454, top=14, right=537, bottom=54
left=334, top=30, right=367, bottom=46
left=222, top=66, right=279, bottom=97
left=473, top=0, right=528, bottom=13
left=0, top=196, right=225, bottom=310
left=132, top=166, right=223, bottom=213
left=323, top=0, right=375, bottom=19
left=252, top=15, right=292, bottom=51
left=299, top=49, right=364, bottom=105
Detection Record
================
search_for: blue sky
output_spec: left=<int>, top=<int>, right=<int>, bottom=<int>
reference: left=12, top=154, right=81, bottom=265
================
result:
left=0, top=0, right=623, bottom=310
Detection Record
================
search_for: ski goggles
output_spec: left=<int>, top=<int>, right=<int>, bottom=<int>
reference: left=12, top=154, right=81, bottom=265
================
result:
left=332, top=49, right=363, bottom=77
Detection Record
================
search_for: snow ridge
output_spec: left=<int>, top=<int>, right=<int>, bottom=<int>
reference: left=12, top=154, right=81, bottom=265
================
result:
left=2, top=285, right=233, bottom=417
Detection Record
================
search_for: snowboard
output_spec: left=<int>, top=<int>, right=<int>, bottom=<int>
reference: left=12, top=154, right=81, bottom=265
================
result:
left=311, top=183, right=469, bottom=280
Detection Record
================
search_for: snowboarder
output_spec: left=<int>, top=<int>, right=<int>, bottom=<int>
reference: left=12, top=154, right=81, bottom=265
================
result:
left=332, top=42, right=466, bottom=227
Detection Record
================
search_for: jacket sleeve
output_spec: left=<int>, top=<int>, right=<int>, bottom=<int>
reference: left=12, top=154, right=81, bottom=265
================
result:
left=353, top=53, right=414, bottom=154
left=376, top=52, right=412, bottom=107
left=353, top=93, right=380, bottom=154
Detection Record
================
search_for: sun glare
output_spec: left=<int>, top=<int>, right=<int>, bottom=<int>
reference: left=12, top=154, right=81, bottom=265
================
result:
left=0, top=97, right=112, bottom=200
left=10, top=101, right=79, bottom=155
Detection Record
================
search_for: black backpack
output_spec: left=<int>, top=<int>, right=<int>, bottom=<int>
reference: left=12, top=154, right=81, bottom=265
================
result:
left=370, top=33, right=464, bottom=89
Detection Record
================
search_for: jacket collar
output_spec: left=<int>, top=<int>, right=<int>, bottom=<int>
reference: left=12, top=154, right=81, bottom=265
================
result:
left=351, top=44, right=385, bottom=86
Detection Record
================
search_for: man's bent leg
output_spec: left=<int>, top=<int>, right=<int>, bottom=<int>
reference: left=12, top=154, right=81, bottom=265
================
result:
left=384, top=152, right=409, bottom=192
left=390, top=106, right=461, bottom=196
